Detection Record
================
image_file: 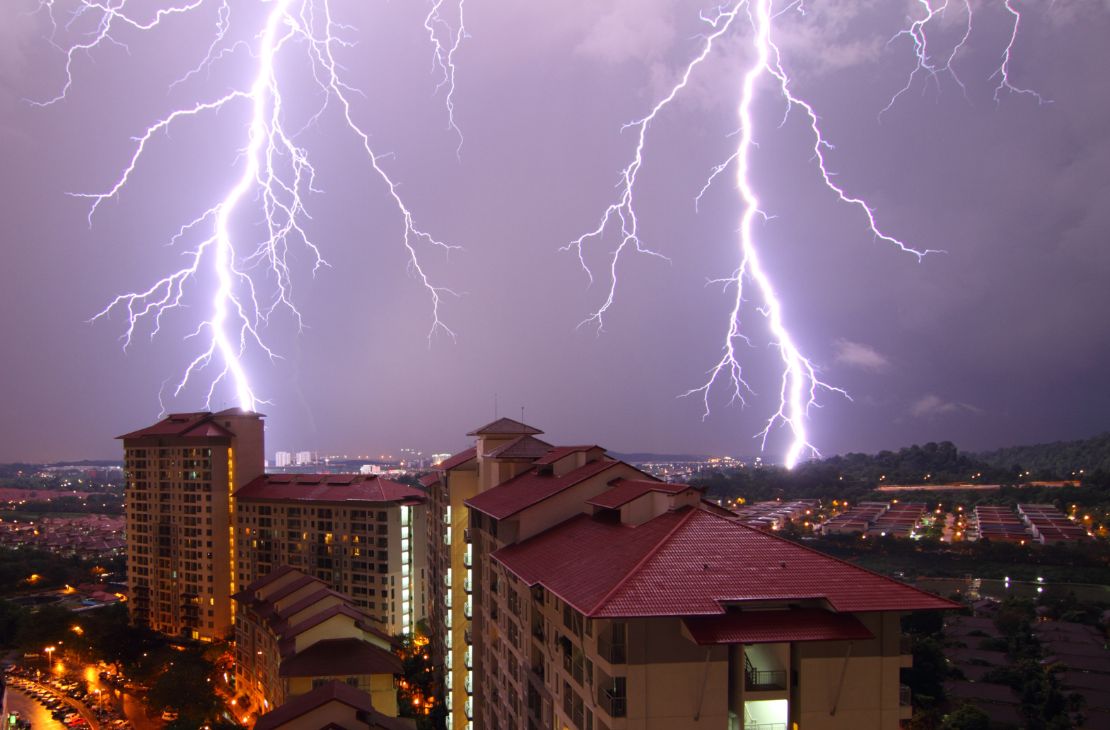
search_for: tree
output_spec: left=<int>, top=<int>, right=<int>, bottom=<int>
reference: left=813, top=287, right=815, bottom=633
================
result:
left=148, top=650, right=222, bottom=726
left=940, top=703, right=991, bottom=730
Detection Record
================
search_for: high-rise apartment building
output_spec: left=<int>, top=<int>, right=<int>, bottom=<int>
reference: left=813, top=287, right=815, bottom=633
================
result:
left=275, top=451, right=293, bottom=468
left=121, top=410, right=429, bottom=644
left=234, top=473, right=428, bottom=636
left=426, top=419, right=956, bottom=730
left=119, top=409, right=265, bottom=641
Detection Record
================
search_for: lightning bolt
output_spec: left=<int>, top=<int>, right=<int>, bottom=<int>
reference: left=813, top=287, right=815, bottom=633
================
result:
left=571, top=0, right=1018, bottom=467
left=883, top=0, right=1047, bottom=113
left=423, top=0, right=467, bottom=155
left=35, top=0, right=457, bottom=413
left=994, top=0, right=1048, bottom=104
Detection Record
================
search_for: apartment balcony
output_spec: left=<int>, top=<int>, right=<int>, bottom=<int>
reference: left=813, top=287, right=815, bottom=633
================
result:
left=463, top=576, right=472, bottom=594
left=463, top=545, right=473, bottom=567
left=898, top=683, right=913, bottom=719
left=900, top=635, right=914, bottom=667
left=597, top=689, right=627, bottom=718
left=745, top=669, right=787, bottom=692
left=463, top=598, right=473, bottom=619
left=464, top=528, right=472, bottom=543
left=597, top=637, right=626, bottom=665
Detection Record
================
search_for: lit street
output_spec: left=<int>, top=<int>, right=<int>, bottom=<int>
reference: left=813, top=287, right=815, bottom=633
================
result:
left=3, top=686, right=67, bottom=729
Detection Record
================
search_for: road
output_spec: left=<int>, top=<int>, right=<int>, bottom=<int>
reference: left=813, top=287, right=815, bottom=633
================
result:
left=3, top=686, right=67, bottom=729
left=120, top=691, right=162, bottom=730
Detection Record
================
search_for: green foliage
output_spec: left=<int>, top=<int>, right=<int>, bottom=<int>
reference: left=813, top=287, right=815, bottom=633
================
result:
left=14, top=603, right=74, bottom=650
left=904, top=636, right=949, bottom=709
left=147, top=649, right=222, bottom=725
left=0, top=599, right=29, bottom=646
left=0, top=546, right=120, bottom=598
left=940, top=703, right=991, bottom=730
left=977, top=433, right=1110, bottom=478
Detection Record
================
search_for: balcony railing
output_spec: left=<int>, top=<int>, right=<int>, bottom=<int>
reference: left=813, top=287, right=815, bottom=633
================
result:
left=744, top=724, right=786, bottom=730
left=900, top=684, right=912, bottom=707
left=745, top=669, right=787, bottom=691
left=598, top=689, right=627, bottom=718
left=597, top=637, right=626, bottom=664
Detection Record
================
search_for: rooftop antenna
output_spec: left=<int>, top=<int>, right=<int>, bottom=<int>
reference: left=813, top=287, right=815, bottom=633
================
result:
left=521, top=406, right=525, bottom=425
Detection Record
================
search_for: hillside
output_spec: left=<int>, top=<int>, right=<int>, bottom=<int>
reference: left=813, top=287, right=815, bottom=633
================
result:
left=976, top=433, right=1110, bottom=478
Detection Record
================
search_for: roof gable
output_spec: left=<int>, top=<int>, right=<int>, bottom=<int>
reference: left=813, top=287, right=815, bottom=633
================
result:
left=484, top=435, right=553, bottom=459
left=253, top=681, right=373, bottom=730
left=465, top=458, right=628, bottom=519
left=466, top=418, right=543, bottom=436
left=586, top=478, right=689, bottom=509
left=436, top=447, right=477, bottom=471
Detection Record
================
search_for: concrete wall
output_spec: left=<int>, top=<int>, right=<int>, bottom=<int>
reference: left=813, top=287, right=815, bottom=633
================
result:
left=794, top=612, right=907, bottom=730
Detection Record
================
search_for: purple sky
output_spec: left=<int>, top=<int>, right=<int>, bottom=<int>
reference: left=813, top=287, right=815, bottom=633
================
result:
left=1, top=1, right=1108, bottom=463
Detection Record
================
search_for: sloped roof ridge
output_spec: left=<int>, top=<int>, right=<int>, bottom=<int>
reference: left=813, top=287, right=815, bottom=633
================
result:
left=466, top=417, right=543, bottom=436
left=588, top=505, right=701, bottom=615
left=707, top=508, right=962, bottom=611
left=484, top=434, right=553, bottom=458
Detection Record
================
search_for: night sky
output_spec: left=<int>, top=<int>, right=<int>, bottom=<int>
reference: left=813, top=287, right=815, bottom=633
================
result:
left=1, top=1, right=1107, bottom=463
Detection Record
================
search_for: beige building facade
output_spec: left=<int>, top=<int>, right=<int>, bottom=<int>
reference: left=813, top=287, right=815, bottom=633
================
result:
left=235, top=474, right=428, bottom=636
left=427, top=419, right=955, bottom=730
left=119, top=409, right=265, bottom=641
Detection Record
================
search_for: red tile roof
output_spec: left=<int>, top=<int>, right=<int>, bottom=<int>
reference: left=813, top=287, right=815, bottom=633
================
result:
left=683, top=608, right=874, bottom=644
left=273, top=587, right=348, bottom=622
left=586, top=478, right=689, bottom=509
left=254, top=681, right=375, bottom=730
left=260, top=574, right=326, bottom=606
left=436, top=447, right=477, bottom=471
left=466, top=418, right=543, bottom=436
left=239, top=564, right=300, bottom=596
left=484, top=435, right=553, bottom=459
left=533, top=445, right=602, bottom=466
left=236, top=474, right=425, bottom=505
left=278, top=637, right=402, bottom=677
left=493, top=507, right=957, bottom=618
left=118, top=412, right=233, bottom=440
left=465, top=458, right=626, bottom=519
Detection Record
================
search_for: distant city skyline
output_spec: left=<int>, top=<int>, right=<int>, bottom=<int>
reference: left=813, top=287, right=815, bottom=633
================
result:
left=2, top=2, right=1108, bottom=463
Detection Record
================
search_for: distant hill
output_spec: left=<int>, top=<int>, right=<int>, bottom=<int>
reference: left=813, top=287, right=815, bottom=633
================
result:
left=976, top=433, right=1110, bottom=477
left=612, top=452, right=714, bottom=464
